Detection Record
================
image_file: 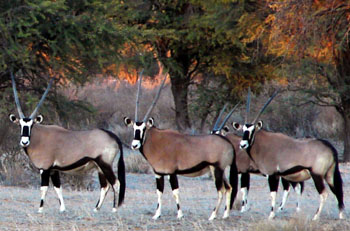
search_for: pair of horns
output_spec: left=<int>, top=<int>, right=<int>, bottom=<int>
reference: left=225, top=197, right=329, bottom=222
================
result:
left=135, top=69, right=167, bottom=122
left=213, top=102, right=240, bottom=131
left=245, top=87, right=279, bottom=124
left=11, top=71, right=54, bottom=119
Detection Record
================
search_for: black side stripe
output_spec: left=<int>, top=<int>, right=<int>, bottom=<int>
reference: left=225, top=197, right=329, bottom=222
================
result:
left=154, top=161, right=216, bottom=176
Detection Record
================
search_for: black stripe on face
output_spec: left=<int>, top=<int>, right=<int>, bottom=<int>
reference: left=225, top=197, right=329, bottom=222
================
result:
left=242, top=130, right=250, bottom=141
left=22, top=126, right=30, bottom=136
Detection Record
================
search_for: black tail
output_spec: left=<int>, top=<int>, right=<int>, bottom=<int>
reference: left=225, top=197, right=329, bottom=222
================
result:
left=101, top=129, right=126, bottom=207
left=229, top=153, right=238, bottom=210
left=318, top=139, right=344, bottom=211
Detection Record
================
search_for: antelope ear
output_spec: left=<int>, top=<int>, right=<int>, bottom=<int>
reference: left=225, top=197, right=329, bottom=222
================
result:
left=123, top=117, right=133, bottom=127
left=232, top=122, right=242, bottom=131
left=34, top=115, right=44, bottom=124
left=147, top=117, right=154, bottom=128
left=220, top=125, right=229, bottom=136
left=256, top=120, right=263, bottom=130
left=9, top=114, right=19, bottom=124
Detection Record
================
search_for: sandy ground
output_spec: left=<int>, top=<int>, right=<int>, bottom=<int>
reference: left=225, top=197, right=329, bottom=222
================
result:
left=1, top=164, right=350, bottom=231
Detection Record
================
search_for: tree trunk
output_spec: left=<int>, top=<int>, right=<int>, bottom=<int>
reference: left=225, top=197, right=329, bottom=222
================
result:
left=342, top=113, right=350, bottom=162
left=338, top=101, right=350, bottom=162
left=170, top=74, right=191, bottom=131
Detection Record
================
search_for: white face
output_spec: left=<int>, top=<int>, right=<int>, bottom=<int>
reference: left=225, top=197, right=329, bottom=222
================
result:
left=131, top=122, right=147, bottom=150
left=19, top=118, right=34, bottom=147
left=240, top=124, right=255, bottom=149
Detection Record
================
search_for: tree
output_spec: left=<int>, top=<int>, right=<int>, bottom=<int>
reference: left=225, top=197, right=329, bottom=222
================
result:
left=0, top=0, right=132, bottom=121
left=266, top=0, right=350, bottom=161
left=118, top=0, right=275, bottom=131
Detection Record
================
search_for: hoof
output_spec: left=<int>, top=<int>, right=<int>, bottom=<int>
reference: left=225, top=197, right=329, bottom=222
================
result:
left=38, top=208, right=43, bottom=213
left=339, top=211, right=345, bottom=220
left=112, top=208, right=117, bottom=213
left=208, top=213, right=217, bottom=221
left=152, top=213, right=161, bottom=220
left=93, top=208, right=100, bottom=213
left=177, top=211, right=184, bottom=219
left=312, top=215, right=319, bottom=221
left=268, top=212, right=275, bottom=220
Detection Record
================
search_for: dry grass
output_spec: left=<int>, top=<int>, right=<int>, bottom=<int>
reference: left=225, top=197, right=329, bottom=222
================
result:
left=0, top=164, right=349, bottom=230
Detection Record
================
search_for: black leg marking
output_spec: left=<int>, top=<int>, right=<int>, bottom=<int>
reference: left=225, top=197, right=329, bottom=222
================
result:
left=41, top=170, right=50, bottom=187
left=39, top=169, right=50, bottom=211
left=241, top=173, right=250, bottom=190
left=169, top=174, right=179, bottom=190
left=156, top=176, right=165, bottom=193
left=281, top=178, right=290, bottom=192
left=268, top=175, right=279, bottom=192
left=214, top=168, right=224, bottom=191
left=50, top=171, right=61, bottom=188
left=95, top=157, right=117, bottom=208
left=311, top=174, right=325, bottom=194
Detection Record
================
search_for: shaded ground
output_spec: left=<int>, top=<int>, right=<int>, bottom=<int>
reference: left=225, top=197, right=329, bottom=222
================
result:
left=1, top=164, right=350, bottom=231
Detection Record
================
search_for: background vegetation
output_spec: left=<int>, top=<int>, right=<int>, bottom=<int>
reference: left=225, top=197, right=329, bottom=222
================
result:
left=0, top=0, right=349, bottom=187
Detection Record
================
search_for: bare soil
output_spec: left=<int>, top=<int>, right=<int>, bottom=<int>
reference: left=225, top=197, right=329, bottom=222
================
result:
left=1, top=164, right=350, bottom=231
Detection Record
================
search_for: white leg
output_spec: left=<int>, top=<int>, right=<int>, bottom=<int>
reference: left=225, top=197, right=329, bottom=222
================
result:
left=223, top=185, right=232, bottom=219
left=38, top=186, right=48, bottom=213
left=209, top=191, right=223, bottom=221
left=278, top=188, right=290, bottom=212
left=312, top=191, right=328, bottom=221
left=240, top=187, right=249, bottom=213
left=54, top=186, right=66, bottom=212
left=295, top=183, right=302, bottom=212
left=268, top=191, right=277, bottom=220
left=111, top=181, right=120, bottom=212
left=153, top=189, right=163, bottom=220
left=94, top=185, right=110, bottom=212
left=172, top=189, right=184, bottom=219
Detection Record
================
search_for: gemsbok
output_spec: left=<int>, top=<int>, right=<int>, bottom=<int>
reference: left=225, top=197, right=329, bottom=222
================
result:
left=233, top=89, right=344, bottom=220
left=123, top=72, right=238, bottom=220
left=211, top=103, right=304, bottom=213
left=9, top=71, right=125, bottom=213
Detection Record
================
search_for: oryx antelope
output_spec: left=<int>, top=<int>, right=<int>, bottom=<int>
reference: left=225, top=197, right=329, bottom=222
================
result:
left=211, top=103, right=304, bottom=213
left=124, top=71, right=238, bottom=220
left=233, top=89, right=344, bottom=220
left=9, top=72, right=125, bottom=213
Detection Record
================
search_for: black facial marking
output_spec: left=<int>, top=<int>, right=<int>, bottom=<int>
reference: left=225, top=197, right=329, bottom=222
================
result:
left=135, top=122, right=143, bottom=126
left=135, top=130, right=141, bottom=140
left=22, top=126, right=30, bottom=136
left=23, top=118, right=31, bottom=122
left=242, top=130, right=250, bottom=141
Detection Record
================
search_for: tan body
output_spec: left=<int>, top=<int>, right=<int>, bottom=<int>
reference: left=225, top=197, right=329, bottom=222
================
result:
left=27, top=124, right=118, bottom=170
left=242, top=128, right=344, bottom=220
left=142, top=128, right=233, bottom=175
left=250, top=130, right=329, bottom=179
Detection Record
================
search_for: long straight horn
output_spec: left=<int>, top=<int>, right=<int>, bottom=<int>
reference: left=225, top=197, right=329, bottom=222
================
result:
left=218, top=102, right=240, bottom=130
left=10, top=71, right=25, bottom=119
left=251, top=90, right=279, bottom=124
left=142, top=74, right=167, bottom=122
left=135, top=69, right=144, bottom=121
left=213, top=103, right=228, bottom=130
left=245, top=87, right=251, bottom=123
left=29, top=76, right=54, bottom=119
